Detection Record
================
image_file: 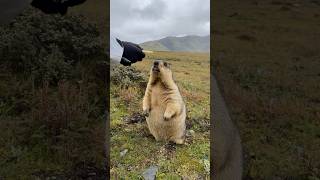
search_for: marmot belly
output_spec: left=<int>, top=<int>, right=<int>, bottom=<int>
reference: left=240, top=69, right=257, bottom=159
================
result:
left=146, top=83, right=186, bottom=142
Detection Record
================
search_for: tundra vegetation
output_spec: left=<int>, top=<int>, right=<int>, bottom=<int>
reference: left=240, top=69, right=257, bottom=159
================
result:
left=110, top=51, right=210, bottom=179
left=213, top=0, right=320, bottom=179
left=0, top=5, right=107, bottom=179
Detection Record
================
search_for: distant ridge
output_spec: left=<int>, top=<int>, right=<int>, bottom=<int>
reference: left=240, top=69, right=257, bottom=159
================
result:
left=140, top=35, right=210, bottom=52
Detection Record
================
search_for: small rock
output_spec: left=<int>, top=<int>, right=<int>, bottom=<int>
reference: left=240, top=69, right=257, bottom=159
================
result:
left=127, top=166, right=133, bottom=171
left=203, top=159, right=210, bottom=173
left=189, top=130, right=195, bottom=136
left=120, top=149, right=128, bottom=157
left=142, top=166, right=158, bottom=180
left=186, top=130, right=195, bottom=138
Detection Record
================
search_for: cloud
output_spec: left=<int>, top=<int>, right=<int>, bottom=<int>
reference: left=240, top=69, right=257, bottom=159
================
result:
left=111, top=0, right=210, bottom=43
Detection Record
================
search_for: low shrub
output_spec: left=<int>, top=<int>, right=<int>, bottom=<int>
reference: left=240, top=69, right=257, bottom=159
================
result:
left=111, top=64, right=146, bottom=88
left=0, top=8, right=104, bottom=85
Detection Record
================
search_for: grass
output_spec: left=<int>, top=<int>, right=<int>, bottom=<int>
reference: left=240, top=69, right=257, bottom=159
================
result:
left=213, top=0, right=320, bottom=179
left=110, top=51, right=210, bottom=179
left=0, top=4, right=108, bottom=178
left=0, top=62, right=107, bottom=179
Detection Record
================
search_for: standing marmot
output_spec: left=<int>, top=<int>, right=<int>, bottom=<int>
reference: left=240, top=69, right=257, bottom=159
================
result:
left=142, top=60, right=186, bottom=144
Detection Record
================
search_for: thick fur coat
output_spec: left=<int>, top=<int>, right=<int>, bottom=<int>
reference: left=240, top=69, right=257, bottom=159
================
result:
left=142, top=60, right=186, bottom=144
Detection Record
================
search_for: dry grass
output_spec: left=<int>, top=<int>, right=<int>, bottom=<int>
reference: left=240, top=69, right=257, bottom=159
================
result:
left=213, top=0, right=320, bottom=178
left=118, top=87, right=140, bottom=105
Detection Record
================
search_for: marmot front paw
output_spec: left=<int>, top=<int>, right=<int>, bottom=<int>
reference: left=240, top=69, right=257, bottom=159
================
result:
left=164, top=111, right=174, bottom=121
left=142, top=106, right=150, bottom=117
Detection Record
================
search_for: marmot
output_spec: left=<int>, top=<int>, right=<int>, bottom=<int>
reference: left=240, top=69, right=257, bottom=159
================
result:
left=142, top=60, right=186, bottom=144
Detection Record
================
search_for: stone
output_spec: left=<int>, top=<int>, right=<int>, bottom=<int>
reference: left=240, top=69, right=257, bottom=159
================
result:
left=120, top=149, right=128, bottom=157
left=142, top=166, right=158, bottom=180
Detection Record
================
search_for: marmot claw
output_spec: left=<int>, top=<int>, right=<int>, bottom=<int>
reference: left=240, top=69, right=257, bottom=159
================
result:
left=142, top=108, right=150, bottom=117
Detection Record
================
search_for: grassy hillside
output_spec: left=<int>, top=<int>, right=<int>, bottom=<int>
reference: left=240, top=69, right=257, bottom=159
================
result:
left=140, top=41, right=170, bottom=52
left=110, top=51, right=210, bottom=179
left=213, top=0, right=320, bottom=179
left=140, top=35, right=210, bottom=52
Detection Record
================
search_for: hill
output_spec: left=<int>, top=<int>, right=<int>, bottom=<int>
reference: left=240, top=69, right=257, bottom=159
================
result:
left=140, top=35, right=210, bottom=52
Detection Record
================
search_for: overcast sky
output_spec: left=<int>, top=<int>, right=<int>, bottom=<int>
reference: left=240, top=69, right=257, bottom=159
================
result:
left=111, top=0, right=210, bottom=44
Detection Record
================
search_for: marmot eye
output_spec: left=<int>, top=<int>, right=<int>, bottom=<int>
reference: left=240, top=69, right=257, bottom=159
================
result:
left=164, top=62, right=167, bottom=66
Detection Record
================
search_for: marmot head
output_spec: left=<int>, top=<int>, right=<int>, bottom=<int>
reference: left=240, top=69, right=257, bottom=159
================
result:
left=151, top=60, right=171, bottom=75
left=150, top=60, right=172, bottom=82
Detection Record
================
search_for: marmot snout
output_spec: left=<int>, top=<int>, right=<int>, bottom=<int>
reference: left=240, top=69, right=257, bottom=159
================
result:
left=143, top=60, right=186, bottom=144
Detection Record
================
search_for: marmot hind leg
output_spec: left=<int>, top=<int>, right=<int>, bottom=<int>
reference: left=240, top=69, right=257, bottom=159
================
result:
left=170, top=133, right=185, bottom=144
left=173, top=137, right=185, bottom=144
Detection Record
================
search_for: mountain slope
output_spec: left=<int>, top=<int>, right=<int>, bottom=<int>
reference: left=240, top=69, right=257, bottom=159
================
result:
left=140, top=35, right=210, bottom=52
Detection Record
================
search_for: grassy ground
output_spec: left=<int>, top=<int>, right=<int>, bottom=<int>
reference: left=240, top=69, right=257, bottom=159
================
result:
left=0, top=3, right=108, bottom=178
left=110, top=51, right=210, bottom=179
left=213, top=0, right=320, bottom=179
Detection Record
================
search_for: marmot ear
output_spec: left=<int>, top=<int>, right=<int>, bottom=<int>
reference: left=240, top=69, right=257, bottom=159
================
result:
left=164, top=62, right=171, bottom=68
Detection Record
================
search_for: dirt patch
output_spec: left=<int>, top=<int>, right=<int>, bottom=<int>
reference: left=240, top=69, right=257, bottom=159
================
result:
left=158, top=142, right=177, bottom=159
left=164, top=142, right=177, bottom=153
left=186, top=117, right=210, bottom=132
left=123, top=112, right=146, bottom=124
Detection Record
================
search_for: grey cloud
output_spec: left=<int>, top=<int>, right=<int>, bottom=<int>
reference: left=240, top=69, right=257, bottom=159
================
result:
left=111, top=0, right=210, bottom=43
left=133, top=0, right=167, bottom=20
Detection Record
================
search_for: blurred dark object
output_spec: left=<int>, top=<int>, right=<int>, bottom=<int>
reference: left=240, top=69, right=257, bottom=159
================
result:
left=31, top=0, right=87, bottom=15
left=0, top=0, right=87, bottom=24
left=120, top=57, right=132, bottom=66
left=116, top=39, right=145, bottom=64
left=122, top=41, right=145, bottom=63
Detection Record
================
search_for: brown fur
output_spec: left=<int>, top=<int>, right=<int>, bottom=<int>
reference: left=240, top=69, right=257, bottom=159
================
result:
left=142, top=60, right=186, bottom=144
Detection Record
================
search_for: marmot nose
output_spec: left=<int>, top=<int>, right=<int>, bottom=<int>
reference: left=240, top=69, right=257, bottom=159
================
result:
left=154, top=61, right=159, bottom=66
